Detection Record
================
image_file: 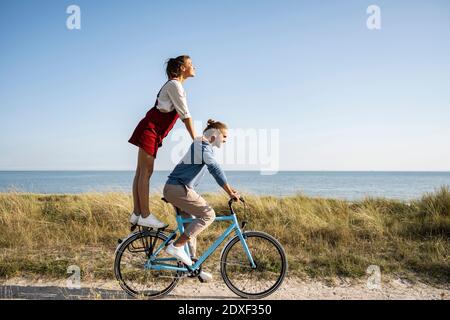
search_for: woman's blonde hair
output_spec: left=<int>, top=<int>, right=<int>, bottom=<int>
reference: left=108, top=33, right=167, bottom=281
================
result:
left=203, top=119, right=227, bottom=133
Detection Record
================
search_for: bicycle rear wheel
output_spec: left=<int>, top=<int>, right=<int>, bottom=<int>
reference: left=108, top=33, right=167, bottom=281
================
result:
left=114, top=230, right=180, bottom=299
left=220, top=231, right=287, bottom=299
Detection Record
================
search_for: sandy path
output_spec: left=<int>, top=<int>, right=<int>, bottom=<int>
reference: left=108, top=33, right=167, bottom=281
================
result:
left=1, top=277, right=448, bottom=300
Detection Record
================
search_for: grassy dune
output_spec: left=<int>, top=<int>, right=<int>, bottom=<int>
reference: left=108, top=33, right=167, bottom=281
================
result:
left=0, top=187, right=449, bottom=284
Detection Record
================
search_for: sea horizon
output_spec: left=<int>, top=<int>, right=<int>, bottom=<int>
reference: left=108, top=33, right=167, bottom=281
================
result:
left=1, top=170, right=450, bottom=201
left=1, top=170, right=450, bottom=173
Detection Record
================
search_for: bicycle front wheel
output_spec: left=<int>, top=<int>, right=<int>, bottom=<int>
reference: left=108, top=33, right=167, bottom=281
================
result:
left=220, top=231, right=287, bottom=299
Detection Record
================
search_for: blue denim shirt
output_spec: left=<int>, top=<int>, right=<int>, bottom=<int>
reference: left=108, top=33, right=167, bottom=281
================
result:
left=166, top=139, right=228, bottom=188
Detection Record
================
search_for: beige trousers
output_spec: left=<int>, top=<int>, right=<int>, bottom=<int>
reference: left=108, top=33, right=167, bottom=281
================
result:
left=163, top=183, right=216, bottom=258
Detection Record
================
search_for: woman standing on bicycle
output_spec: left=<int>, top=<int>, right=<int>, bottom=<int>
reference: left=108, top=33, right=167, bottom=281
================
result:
left=128, top=55, right=197, bottom=229
left=163, top=119, right=240, bottom=267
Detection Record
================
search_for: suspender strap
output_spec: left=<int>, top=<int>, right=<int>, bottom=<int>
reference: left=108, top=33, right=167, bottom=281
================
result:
left=153, top=80, right=171, bottom=107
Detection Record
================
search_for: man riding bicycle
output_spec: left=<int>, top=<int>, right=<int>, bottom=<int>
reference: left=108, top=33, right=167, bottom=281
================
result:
left=155, top=119, right=240, bottom=272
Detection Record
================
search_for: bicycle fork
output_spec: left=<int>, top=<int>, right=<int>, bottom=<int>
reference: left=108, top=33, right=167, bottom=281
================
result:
left=233, top=221, right=257, bottom=269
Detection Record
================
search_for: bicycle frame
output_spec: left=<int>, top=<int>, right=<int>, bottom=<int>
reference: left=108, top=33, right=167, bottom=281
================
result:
left=145, top=213, right=256, bottom=273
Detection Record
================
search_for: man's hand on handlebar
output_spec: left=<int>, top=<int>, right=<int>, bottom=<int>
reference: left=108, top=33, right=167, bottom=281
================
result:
left=231, top=192, right=241, bottom=202
left=223, top=183, right=241, bottom=202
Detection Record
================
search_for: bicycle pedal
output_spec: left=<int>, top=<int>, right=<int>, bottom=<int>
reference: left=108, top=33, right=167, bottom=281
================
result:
left=130, top=224, right=137, bottom=232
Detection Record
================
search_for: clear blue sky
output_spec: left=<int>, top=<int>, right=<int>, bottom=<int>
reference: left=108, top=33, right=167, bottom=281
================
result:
left=1, top=0, right=449, bottom=171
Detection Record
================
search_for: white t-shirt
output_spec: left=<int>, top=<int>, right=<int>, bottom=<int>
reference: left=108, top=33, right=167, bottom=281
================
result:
left=156, top=80, right=191, bottom=120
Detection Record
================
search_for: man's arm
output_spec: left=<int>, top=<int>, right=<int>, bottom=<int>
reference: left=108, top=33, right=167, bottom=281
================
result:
left=222, top=183, right=240, bottom=201
left=203, top=145, right=239, bottom=200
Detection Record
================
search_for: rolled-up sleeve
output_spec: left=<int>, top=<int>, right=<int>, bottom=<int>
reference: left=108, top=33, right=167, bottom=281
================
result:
left=202, top=145, right=228, bottom=187
left=166, top=81, right=191, bottom=120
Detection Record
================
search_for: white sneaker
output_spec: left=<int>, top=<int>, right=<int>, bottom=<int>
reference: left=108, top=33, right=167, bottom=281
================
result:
left=198, top=270, right=213, bottom=282
left=129, top=212, right=140, bottom=225
left=165, top=242, right=193, bottom=266
left=137, top=214, right=167, bottom=229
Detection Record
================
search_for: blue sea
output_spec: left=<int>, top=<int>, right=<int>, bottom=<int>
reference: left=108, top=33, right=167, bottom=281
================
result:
left=1, top=171, right=450, bottom=201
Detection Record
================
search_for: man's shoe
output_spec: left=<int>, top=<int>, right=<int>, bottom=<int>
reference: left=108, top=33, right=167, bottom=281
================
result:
left=165, top=242, right=193, bottom=266
left=198, top=270, right=213, bottom=283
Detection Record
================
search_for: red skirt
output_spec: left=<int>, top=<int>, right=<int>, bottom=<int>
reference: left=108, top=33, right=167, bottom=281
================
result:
left=128, top=107, right=179, bottom=158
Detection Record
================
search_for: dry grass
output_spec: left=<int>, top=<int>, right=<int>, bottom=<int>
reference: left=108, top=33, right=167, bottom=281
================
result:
left=0, top=187, right=449, bottom=284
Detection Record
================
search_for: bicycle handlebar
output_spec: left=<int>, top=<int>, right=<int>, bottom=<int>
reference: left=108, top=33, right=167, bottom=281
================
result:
left=228, top=196, right=245, bottom=205
left=228, top=196, right=245, bottom=214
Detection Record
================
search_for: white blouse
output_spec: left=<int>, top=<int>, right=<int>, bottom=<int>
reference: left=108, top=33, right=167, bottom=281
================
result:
left=156, top=80, right=191, bottom=120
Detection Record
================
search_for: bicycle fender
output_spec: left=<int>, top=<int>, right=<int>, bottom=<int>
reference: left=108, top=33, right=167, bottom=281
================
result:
left=114, top=231, right=140, bottom=255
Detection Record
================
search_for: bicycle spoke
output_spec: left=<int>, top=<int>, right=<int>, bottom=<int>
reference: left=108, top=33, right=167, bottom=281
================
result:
left=222, top=260, right=254, bottom=269
left=240, top=269, right=254, bottom=292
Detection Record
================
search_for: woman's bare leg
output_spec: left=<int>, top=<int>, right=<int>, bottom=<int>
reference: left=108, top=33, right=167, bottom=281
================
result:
left=137, top=148, right=155, bottom=218
left=132, top=163, right=141, bottom=215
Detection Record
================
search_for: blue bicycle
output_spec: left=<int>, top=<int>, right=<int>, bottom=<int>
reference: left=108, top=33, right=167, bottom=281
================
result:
left=114, top=197, right=287, bottom=299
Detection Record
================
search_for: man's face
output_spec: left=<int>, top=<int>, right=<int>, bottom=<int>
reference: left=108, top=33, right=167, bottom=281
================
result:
left=220, top=129, right=228, bottom=145
left=206, top=128, right=227, bottom=148
left=212, top=128, right=227, bottom=148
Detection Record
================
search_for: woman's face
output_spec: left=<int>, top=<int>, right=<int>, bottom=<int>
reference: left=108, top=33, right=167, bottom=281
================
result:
left=181, top=58, right=196, bottom=78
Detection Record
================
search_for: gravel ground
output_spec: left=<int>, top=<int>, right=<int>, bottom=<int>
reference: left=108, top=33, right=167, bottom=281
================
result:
left=1, top=276, right=448, bottom=300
